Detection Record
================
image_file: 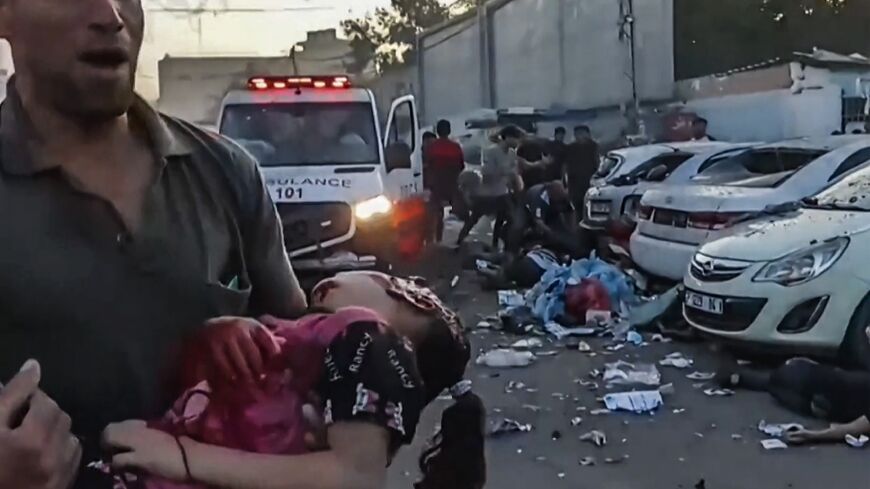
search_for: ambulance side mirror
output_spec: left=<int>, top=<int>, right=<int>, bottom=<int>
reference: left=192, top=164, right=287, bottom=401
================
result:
left=385, top=142, right=412, bottom=172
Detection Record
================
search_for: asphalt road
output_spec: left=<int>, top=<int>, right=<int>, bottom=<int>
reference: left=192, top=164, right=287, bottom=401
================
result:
left=386, top=227, right=869, bottom=489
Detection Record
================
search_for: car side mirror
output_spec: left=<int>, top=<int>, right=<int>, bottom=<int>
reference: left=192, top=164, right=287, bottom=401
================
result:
left=644, top=164, right=669, bottom=182
left=384, top=142, right=412, bottom=172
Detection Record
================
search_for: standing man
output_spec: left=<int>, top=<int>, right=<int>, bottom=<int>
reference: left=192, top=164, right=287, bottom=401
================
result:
left=691, top=117, right=715, bottom=141
left=425, top=120, right=465, bottom=243
left=0, top=1, right=307, bottom=488
left=547, top=126, right=569, bottom=183
left=516, top=133, right=551, bottom=189
left=457, top=125, right=523, bottom=248
left=564, top=125, right=599, bottom=215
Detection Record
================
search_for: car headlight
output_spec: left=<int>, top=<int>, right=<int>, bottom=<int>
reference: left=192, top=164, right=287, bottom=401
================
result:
left=753, top=237, right=849, bottom=286
left=354, top=195, right=393, bottom=220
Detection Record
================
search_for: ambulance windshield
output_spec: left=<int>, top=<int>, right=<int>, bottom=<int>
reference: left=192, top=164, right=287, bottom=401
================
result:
left=220, top=102, right=379, bottom=166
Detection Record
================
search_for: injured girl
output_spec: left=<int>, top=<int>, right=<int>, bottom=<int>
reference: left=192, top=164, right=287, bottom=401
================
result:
left=98, top=272, right=486, bottom=489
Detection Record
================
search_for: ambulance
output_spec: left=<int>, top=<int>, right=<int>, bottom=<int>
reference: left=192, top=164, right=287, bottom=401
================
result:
left=217, top=75, right=426, bottom=274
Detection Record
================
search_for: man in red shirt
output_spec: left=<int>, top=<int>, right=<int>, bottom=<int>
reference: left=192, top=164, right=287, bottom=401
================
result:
left=425, top=120, right=465, bottom=242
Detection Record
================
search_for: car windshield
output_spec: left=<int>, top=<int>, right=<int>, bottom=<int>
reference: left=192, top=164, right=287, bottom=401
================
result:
left=696, top=148, right=826, bottom=186
left=220, top=103, right=379, bottom=166
left=806, top=170, right=870, bottom=211
left=596, top=154, right=621, bottom=178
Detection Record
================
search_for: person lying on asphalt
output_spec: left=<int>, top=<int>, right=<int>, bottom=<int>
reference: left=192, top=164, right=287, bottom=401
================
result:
left=0, top=1, right=307, bottom=488
left=102, top=272, right=486, bottom=489
left=716, top=328, right=870, bottom=445
left=476, top=247, right=563, bottom=290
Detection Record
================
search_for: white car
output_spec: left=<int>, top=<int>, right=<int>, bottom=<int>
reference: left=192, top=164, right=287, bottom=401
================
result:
left=683, top=167, right=870, bottom=367
left=631, top=135, right=870, bottom=280
left=590, top=141, right=736, bottom=189
left=583, top=144, right=755, bottom=230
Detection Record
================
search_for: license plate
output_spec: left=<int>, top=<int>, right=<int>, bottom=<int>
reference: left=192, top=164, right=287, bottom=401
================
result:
left=591, top=202, right=611, bottom=214
left=685, top=291, right=724, bottom=315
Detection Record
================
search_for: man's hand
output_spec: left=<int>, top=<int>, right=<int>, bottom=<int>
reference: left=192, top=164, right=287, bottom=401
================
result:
left=785, top=428, right=822, bottom=445
left=0, top=360, right=82, bottom=489
left=201, top=317, right=283, bottom=385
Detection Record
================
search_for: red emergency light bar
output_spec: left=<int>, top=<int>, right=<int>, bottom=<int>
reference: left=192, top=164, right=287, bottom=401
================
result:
left=247, top=76, right=352, bottom=90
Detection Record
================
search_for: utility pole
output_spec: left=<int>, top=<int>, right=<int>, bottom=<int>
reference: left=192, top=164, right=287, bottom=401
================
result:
left=619, top=0, right=640, bottom=134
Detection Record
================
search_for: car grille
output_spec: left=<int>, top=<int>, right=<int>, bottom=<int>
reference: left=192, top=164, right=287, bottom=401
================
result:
left=276, top=202, right=353, bottom=251
left=690, top=254, right=751, bottom=282
left=652, top=208, right=688, bottom=228
left=684, top=290, right=766, bottom=332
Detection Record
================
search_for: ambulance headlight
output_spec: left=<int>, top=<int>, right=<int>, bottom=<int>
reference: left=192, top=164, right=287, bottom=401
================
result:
left=355, top=195, right=393, bottom=220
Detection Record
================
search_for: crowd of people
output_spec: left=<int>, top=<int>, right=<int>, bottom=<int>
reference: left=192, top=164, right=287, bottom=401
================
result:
left=422, top=120, right=601, bottom=287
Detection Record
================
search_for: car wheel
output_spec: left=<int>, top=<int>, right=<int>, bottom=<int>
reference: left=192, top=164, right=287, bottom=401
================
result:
left=841, top=295, right=870, bottom=370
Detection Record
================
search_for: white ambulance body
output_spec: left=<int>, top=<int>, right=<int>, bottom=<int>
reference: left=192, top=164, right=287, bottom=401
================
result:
left=217, top=75, right=424, bottom=274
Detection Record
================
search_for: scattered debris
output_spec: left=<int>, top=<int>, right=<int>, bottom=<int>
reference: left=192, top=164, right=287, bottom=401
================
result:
left=557, top=472, right=566, bottom=479
left=651, top=333, right=672, bottom=343
left=673, top=408, right=687, bottom=414
left=695, top=479, right=707, bottom=489
left=475, top=320, right=495, bottom=330
left=732, top=434, right=743, bottom=440
left=543, top=321, right=597, bottom=339
left=758, top=421, right=805, bottom=438
left=626, top=330, right=644, bottom=346
left=577, top=341, right=593, bottom=352
left=450, top=275, right=460, bottom=288
left=537, top=350, right=560, bottom=357
left=761, top=439, right=788, bottom=450
left=498, top=290, right=525, bottom=308
left=511, top=338, right=543, bottom=349
left=686, top=371, right=716, bottom=381
left=590, top=409, right=612, bottom=416
left=489, top=419, right=533, bottom=438
left=604, top=455, right=629, bottom=464
left=694, top=432, right=704, bottom=438
left=606, top=343, right=626, bottom=352
left=659, top=352, right=694, bottom=369
left=476, top=349, right=536, bottom=368
left=603, top=390, right=664, bottom=413
left=522, top=404, right=543, bottom=413
left=845, top=434, right=869, bottom=448
left=571, top=417, right=583, bottom=426
left=505, top=381, right=527, bottom=393
left=603, top=361, right=662, bottom=387
left=703, top=388, right=735, bottom=397
left=579, top=457, right=596, bottom=466
left=580, top=430, right=607, bottom=447
left=551, top=430, right=563, bottom=440
left=737, top=359, right=753, bottom=366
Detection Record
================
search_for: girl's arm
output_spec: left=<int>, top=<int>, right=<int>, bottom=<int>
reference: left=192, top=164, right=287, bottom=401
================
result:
left=186, top=422, right=389, bottom=489
left=104, top=420, right=389, bottom=489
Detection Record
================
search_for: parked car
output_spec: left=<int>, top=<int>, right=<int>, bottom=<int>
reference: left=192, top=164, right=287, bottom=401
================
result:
left=683, top=166, right=870, bottom=367
left=590, top=141, right=736, bottom=190
left=631, top=135, right=870, bottom=280
left=583, top=143, right=756, bottom=230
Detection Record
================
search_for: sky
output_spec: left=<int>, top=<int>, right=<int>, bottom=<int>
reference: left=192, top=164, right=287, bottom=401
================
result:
left=138, top=0, right=391, bottom=99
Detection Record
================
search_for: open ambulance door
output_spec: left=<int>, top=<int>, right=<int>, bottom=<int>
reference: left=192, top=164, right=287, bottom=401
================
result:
left=383, top=95, right=423, bottom=201
left=382, top=95, right=427, bottom=258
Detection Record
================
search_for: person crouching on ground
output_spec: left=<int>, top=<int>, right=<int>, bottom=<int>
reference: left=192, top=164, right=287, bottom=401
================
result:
left=504, top=181, right=592, bottom=259
left=101, top=272, right=486, bottom=489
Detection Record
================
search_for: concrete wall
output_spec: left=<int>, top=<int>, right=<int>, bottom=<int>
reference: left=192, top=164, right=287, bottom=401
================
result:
left=419, top=15, right=482, bottom=124
left=0, top=40, right=13, bottom=102
left=417, top=0, right=674, bottom=125
left=680, top=86, right=842, bottom=142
